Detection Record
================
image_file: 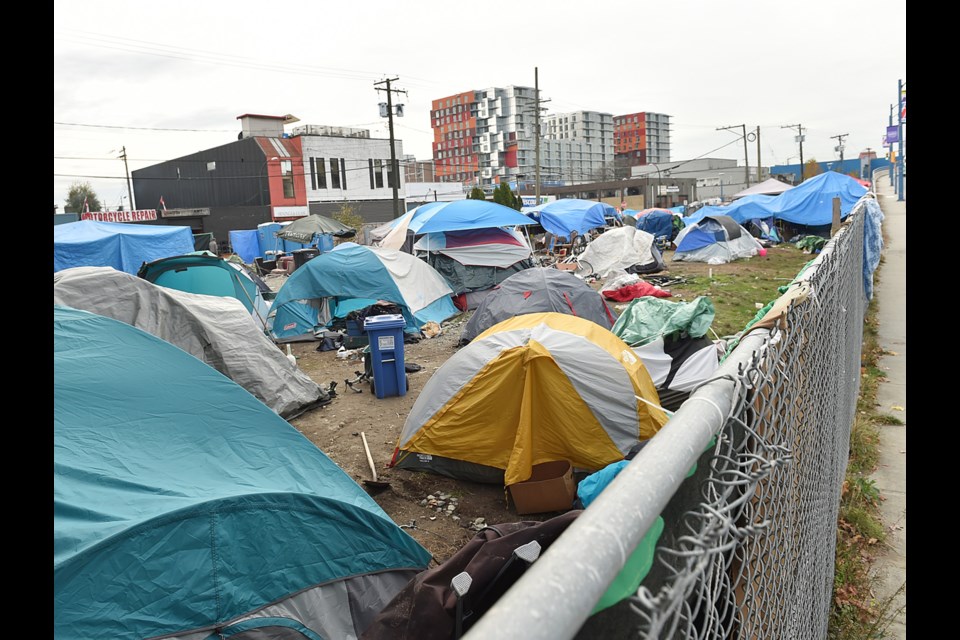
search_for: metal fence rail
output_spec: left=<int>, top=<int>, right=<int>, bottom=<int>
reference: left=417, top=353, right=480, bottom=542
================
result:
left=466, top=200, right=871, bottom=639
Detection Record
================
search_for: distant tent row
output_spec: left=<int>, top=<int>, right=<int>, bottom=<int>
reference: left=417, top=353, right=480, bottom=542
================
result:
left=54, top=306, right=430, bottom=640
left=684, top=171, right=868, bottom=229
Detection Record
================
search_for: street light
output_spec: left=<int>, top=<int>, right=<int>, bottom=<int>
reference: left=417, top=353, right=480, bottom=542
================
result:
left=648, top=162, right=662, bottom=207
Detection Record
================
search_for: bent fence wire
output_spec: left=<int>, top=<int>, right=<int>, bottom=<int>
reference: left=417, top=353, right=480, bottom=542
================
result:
left=466, top=198, right=874, bottom=639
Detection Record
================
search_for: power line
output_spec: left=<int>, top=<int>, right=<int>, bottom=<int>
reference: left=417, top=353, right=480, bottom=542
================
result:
left=56, top=32, right=385, bottom=82
left=55, top=121, right=234, bottom=132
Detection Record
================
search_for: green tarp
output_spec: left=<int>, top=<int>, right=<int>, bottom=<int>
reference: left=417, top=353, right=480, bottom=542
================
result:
left=611, top=296, right=716, bottom=346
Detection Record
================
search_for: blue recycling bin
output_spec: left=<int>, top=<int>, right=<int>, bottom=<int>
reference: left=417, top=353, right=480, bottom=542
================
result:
left=364, top=314, right=407, bottom=399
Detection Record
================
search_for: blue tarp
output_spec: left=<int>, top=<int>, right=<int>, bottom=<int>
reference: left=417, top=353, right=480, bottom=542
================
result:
left=683, top=172, right=868, bottom=228
left=257, top=222, right=285, bottom=256
left=860, top=196, right=884, bottom=300
left=54, top=221, right=194, bottom=274
left=389, top=199, right=536, bottom=234
left=229, top=229, right=261, bottom=263
left=636, top=210, right=675, bottom=240
left=54, top=305, right=430, bottom=640
left=271, top=243, right=459, bottom=336
left=525, top=199, right=615, bottom=237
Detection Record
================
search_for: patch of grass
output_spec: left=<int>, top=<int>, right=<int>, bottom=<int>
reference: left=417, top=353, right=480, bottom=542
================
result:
left=664, top=245, right=812, bottom=337
left=829, top=297, right=897, bottom=640
left=875, top=414, right=904, bottom=426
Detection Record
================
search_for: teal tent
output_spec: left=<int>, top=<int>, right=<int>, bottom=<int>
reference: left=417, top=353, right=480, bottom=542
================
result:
left=54, top=306, right=431, bottom=640
left=138, top=251, right=272, bottom=329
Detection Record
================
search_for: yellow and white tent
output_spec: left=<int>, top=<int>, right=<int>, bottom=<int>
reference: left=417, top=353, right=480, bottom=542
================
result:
left=390, top=313, right=668, bottom=487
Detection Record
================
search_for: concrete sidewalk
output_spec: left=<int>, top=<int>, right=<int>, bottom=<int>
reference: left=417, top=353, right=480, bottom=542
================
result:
left=869, top=173, right=906, bottom=638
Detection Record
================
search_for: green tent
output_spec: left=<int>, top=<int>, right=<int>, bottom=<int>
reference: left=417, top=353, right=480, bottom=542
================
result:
left=54, top=306, right=430, bottom=640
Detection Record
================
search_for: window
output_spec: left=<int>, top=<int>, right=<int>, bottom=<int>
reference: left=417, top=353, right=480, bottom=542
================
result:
left=374, top=159, right=384, bottom=188
left=310, top=157, right=317, bottom=189
left=340, top=158, right=347, bottom=190
left=329, top=157, right=341, bottom=189
left=368, top=159, right=375, bottom=189
left=315, top=158, right=327, bottom=189
left=281, top=160, right=294, bottom=198
left=386, top=159, right=396, bottom=189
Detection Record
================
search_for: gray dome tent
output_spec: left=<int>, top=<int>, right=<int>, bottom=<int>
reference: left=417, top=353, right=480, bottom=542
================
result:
left=460, top=268, right=616, bottom=344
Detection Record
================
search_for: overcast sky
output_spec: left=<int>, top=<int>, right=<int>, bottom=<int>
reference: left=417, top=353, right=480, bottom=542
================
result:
left=54, top=0, right=907, bottom=210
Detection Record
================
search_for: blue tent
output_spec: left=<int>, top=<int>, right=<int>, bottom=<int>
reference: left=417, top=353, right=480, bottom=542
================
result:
left=271, top=242, right=459, bottom=338
left=683, top=172, right=867, bottom=228
left=54, top=305, right=431, bottom=640
left=525, top=199, right=615, bottom=237
left=54, top=220, right=194, bottom=274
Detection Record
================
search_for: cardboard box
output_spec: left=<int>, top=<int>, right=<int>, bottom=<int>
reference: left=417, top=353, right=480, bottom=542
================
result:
left=508, top=460, right=576, bottom=515
left=555, top=262, right=579, bottom=272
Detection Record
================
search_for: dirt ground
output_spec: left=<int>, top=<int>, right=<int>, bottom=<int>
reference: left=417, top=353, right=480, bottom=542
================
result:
left=262, top=244, right=806, bottom=563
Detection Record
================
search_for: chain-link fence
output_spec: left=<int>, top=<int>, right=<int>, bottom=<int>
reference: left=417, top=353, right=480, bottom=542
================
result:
left=466, top=197, right=879, bottom=639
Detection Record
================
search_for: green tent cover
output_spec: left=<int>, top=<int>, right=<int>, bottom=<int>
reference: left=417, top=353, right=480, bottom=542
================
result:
left=611, top=296, right=716, bottom=346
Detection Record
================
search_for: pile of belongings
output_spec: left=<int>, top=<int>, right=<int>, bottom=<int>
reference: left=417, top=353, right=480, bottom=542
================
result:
left=600, top=271, right=672, bottom=303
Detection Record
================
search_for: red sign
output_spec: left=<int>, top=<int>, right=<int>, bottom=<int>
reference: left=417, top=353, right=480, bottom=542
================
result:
left=81, top=209, right=159, bottom=222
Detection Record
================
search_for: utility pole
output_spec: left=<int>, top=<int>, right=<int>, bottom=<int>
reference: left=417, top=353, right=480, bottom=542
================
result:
left=534, top=67, right=542, bottom=206
left=716, top=124, right=749, bottom=187
left=119, top=146, right=135, bottom=210
left=755, top=126, right=761, bottom=183
left=780, top=124, right=804, bottom=183
left=830, top=133, right=849, bottom=173
left=375, top=77, right=407, bottom=218
left=897, top=78, right=905, bottom=201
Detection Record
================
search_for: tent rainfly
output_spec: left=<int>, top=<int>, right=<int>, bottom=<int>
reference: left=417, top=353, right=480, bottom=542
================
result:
left=54, top=305, right=430, bottom=640
left=392, top=313, right=668, bottom=487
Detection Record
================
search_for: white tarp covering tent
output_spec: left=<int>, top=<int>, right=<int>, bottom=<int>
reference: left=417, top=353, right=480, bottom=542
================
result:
left=53, top=266, right=328, bottom=418
left=730, top=178, right=795, bottom=199
left=576, top=226, right=660, bottom=277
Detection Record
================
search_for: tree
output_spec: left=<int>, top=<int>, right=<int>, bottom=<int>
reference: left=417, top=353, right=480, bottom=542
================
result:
left=468, top=187, right=486, bottom=200
left=802, top=158, right=822, bottom=181
left=64, top=181, right=102, bottom=214
left=493, top=182, right=522, bottom=210
left=332, top=202, right=365, bottom=244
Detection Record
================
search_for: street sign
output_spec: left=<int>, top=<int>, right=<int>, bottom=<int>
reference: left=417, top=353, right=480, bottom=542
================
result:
left=885, top=126, right=899, bottom=144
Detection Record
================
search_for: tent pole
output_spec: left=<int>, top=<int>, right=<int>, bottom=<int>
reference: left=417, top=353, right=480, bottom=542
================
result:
left=522, top=225, right=540, bottom=266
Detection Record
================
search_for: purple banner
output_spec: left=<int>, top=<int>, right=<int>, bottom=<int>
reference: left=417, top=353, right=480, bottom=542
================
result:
left=885, top=125, right=899, bottom=145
